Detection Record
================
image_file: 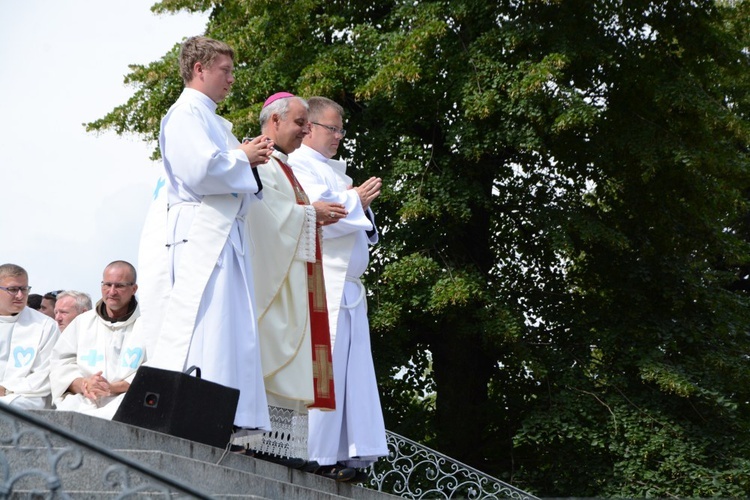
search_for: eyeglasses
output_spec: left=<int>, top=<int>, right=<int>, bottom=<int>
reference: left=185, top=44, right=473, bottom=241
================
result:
left=0, top=286, right=32, bottom=296
left=101, top=282, right=135, bottom=290
left=311, top=122, right=346, bottom=138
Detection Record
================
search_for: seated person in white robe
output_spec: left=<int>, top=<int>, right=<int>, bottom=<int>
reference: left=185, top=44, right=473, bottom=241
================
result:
left=50, top=261, right=146, bottom=420
left=0, top=263, right=60, bottom=410
left=289, top=97, right=388, bottom=480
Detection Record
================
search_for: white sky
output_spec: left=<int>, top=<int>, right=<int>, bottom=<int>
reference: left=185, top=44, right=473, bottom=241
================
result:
left=0, top=0, right=208, bottom=301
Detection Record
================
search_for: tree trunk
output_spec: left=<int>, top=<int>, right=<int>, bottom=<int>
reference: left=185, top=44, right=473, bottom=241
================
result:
left=431, top=321, right=494, bottom=467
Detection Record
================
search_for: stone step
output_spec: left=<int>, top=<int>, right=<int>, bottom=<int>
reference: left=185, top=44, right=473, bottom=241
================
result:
left=2, top=410, right=394, bottom=499
left=0, top=446, right=349, bottom=499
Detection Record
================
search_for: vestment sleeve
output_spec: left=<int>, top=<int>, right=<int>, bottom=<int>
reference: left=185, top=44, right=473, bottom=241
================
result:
left=162, top=103, right=260, bottom=196
left=291, top=157, right=373, bottom=240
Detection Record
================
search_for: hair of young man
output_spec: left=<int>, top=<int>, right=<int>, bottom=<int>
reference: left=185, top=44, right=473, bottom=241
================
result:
left=0, top=263, right=27, bottom=281
left=179, top=36, right=235, bottom=84
left=43, top=291, right=62, bottom=301
left=27, top=293, right=43, bottom=310
left=259, top=96, right=309, bottom=131
left=56, top=291, right=93, bottom=314
left=307, top=96, right=344, bottom=122
left=105, top=260, right=138, bottom=284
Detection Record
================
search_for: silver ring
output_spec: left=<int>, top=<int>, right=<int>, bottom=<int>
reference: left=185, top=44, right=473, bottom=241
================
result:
left=329, top=212, right=335, bottom=218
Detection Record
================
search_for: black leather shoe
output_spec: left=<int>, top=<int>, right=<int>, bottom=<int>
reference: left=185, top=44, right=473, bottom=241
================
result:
left=317, top=464, right=356, bottom=482
left=348, top=470, right=370, bottom=484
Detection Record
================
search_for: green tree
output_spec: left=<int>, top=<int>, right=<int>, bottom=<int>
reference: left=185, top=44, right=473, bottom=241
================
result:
left=89, top=0, right=750, bottom=496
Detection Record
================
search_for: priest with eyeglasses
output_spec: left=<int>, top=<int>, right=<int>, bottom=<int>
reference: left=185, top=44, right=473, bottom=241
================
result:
left=49, top=260, right=148, bottom=419
left=0, top=263, right=60, bottom=409
left=289, top=97, right=387, bottom=482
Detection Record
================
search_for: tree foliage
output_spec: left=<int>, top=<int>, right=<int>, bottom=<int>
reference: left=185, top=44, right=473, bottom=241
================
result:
left=89, top=0, right=750, bottom=496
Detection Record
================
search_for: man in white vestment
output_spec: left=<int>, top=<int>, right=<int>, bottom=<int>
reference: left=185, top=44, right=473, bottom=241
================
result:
left=289, top=97, right=388, bottom=481
left=138, top=36, right=273, bottom=435
left=244, top=92, right=345, bottom=464
left=50, top=261, right=146, bottom=420
left=54, top=291, right=92, bottom=332
left=0, top=264, right=60, bottom=410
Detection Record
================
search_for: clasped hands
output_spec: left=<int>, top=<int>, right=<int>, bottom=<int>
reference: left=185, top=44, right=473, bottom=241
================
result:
left=240, top=135, right=274, bottom=167
left=72, top=371, right=127, bottom=402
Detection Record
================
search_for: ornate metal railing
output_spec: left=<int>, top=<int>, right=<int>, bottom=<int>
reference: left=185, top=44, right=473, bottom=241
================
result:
left=365, top=431, right=538, bottom=499
left=0, top=403, right=209, bottom=499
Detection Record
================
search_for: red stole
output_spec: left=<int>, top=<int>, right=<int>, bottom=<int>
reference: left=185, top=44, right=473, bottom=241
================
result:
left=277, top=158, right=336, bottom=410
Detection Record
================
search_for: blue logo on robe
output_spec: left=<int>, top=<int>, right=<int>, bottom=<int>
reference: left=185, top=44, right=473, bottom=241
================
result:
left=81, top=349, right=103, bottom=367
left=13, top=347, right=35, bottom=367
left=153, top=177, right=166, bottom=200
left=122, top=348, right=143, bottom=369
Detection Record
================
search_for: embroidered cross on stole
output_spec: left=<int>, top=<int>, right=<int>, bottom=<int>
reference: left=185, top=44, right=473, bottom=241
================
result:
left=277, top=158, right=336, bottom=411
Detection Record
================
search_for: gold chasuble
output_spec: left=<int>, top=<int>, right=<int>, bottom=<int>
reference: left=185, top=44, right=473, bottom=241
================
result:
left=277, top=158, right=336, bottom=410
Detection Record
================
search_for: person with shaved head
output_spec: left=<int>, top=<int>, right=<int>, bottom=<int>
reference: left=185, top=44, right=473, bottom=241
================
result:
left=50, top=261, right=146, bottom=419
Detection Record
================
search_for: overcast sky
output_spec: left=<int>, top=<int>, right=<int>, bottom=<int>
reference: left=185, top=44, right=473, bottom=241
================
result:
left=0, top=0, right=208, bottom=301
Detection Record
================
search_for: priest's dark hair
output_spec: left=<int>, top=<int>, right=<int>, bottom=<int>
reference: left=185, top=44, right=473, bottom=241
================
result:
left=179, top=36, right=235, bottom=85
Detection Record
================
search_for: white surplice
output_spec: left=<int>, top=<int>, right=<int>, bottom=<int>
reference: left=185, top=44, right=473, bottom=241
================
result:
left=49, top=304, right=146, bottom=420
left=289, top=144, right=388, bottom=467
left=138, top=87, right=270, bottom=431
left=0, top=307, right=60, bottom=409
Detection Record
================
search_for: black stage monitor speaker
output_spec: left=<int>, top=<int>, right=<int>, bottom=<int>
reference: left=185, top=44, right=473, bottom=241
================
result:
left=113, top=365, right=239, bottom=449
